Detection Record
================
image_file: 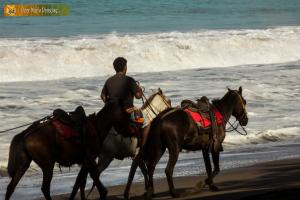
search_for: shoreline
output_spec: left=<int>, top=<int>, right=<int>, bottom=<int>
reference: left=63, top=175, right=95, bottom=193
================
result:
left=46, top=157, right=300, bottom=200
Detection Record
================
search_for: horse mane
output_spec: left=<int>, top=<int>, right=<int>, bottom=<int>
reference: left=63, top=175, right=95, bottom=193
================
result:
left=212, top=98, right=221, bottom=107
left=87, top=113, right=97, bottom=124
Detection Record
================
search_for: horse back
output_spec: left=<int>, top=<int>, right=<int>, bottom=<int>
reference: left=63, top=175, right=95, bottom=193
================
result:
left=24, top=121, right=87, bottom=166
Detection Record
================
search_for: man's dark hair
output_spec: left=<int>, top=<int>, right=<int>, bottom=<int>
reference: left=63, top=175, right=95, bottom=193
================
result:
left=113, top=57, right=127, bottom=72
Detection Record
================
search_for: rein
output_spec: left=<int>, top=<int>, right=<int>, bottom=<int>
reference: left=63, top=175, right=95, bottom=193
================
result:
left=141, top=93, right=159, bottom=116
left=216, top=90, right=248, bottom=136
left=226, top=119, right=248, bottom=135
left=0, top=116, right=51, bottom=134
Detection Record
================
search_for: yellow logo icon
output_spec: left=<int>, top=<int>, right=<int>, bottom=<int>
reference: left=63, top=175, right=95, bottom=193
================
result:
left=4, top=5, right=17, bottom=16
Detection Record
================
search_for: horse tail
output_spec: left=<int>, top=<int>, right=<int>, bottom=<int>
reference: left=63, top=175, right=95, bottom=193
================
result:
left=7, top=128, right=32, bottom=177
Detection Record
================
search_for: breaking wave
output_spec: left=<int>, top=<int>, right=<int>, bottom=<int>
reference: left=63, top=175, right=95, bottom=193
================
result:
left=1, top=26, right=300, bottom=82
left=224, top=127, right=300, bottom=148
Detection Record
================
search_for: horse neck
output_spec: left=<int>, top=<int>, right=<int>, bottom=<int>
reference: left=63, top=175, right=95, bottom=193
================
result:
left=214, top=94, right=235, bottom=125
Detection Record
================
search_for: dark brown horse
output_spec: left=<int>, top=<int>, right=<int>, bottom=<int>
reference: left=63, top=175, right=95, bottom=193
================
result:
left=124, top=87, right=248, bottom=199
left=5, top=102, right=132, bottom=200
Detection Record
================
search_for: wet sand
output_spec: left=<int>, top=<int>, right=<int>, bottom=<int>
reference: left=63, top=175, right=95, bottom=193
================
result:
left=0, top=168, right=8, bottom=177
left=48, top=158, right=300, bottom=200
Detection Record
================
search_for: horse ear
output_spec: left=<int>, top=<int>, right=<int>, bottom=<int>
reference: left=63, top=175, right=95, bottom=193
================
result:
left=227, top=87, right=231, bottom=92
left=238, top=86, right=242, bottom=95
left=158, top=88, right=162, bottom=94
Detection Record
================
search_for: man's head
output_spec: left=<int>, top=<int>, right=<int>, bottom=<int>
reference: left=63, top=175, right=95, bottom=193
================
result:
left=113, top=57, right=127, bottom=74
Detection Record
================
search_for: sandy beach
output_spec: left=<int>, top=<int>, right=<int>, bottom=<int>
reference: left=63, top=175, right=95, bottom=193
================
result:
left=44, top=158, right=300, bottom=200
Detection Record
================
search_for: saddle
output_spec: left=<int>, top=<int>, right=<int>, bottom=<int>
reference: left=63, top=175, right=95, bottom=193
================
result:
left=181, top=96, right=210, bottom=113
left=53, top=106, right=87, bottom=127
left=181, top=96, right=222, bottom=152
left=181, top=96, right=214, bottom=128
left=52, top=106, right=96, bottom=139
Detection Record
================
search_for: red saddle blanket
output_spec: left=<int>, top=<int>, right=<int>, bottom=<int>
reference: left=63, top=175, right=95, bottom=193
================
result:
left=184, top=108, right=223, bottom=128
left=52, top=119, right=97, bottom=139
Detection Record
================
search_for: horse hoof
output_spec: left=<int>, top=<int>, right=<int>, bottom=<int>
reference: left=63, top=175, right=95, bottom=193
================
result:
left=171, top=192, right=180, bottom=198
left=100, top=190, right=108, bottom=200
left=195, top=181, right=206, bottom=190
left=209, top=184, right=219, bottom=192
left=144, top=191, right=153, bottom=200
left=123, top=193, right=129, bottom=200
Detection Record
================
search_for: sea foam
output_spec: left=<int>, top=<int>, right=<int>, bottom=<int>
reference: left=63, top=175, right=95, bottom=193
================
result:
left=1, top=26, right=300, bottom=82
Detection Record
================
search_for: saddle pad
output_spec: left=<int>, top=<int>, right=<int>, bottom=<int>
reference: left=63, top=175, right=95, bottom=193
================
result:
left=184, top=109, right=223, bottom=128
left=52, top=119, right=97, bottom=139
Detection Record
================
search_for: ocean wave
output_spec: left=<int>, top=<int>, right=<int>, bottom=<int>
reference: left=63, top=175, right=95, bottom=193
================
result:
left=1, top=26, right=300, bottom=82
left=224, top=127, right=300, bottom=147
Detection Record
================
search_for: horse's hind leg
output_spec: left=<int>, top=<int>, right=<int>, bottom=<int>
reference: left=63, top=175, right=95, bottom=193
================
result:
left=145, top=148, right=165, bottom=200
left=41, top=164, right=54, bottom=200
left=139, top=161, right=149, bottom=190
left=5, top=160, right=31, bottom=200
left=165, top=145, right=180, bottom=198
left=124, top=153, right=141, bottom=200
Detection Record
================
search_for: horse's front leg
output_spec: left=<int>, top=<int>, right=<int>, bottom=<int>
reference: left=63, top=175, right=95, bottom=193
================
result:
left=208, top=150, right=220, bottom=191
left=85, top=155, right=108, bottom=200
left=196, top=149, right=212, bottom=190
left=124, top=153, right=141, bottom=200
left=69, top=166, right=88, bottom=200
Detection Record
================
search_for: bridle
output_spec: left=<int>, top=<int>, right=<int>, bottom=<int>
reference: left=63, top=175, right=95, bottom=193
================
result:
left=225, top=90, right=248, bottom=135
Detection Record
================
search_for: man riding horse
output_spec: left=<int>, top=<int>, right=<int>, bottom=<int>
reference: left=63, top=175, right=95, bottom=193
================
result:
left=101, top=57, right=150, bottom=148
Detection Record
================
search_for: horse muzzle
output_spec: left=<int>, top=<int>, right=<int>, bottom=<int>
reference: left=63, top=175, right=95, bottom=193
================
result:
left=239, top=116, right=248, bottom=126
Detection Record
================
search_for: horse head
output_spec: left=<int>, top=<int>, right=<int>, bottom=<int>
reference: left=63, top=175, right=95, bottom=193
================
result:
left=228, top=86, right=248, bottom=126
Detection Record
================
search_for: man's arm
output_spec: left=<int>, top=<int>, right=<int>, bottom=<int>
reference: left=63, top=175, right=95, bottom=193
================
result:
left=134, top=87, right=142, bottom=99
left=130, top=78, right=142, bottom=99
left=100, top=83, right=108, bottom=103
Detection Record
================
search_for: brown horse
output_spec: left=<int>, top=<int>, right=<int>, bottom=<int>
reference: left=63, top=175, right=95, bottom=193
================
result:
left=124, top=87, right=248, bottom=199
left=5, top=102, right=132, bottom=200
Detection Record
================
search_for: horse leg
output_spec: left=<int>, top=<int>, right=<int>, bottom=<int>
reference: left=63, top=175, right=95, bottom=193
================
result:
left=208, top=151, right=220, bottom=191
left=69, top=166, right=88, bottom=200
left=139, top=161, right=149, bottom=190
left=85, top=155, right=114, bottom=199
left=196, top=149, right=212, bottom=190
left=85, top=156, right=107, bottom=200
left=165, top=146, right=180, bottom=197
left=5, top=160, right=31, bottom=200
left=97, top=154, right=114, bottom=174
left=145, top=148, right=165, bottom=200
left=41, top=164, right=54, bottom=200
left=124, top=153, right=141, bottom=200
left=79, top=173, right=87, bottom=200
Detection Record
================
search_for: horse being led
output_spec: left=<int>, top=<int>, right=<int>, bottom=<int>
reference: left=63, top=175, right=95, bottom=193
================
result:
left=70, top=88, right=172, bottom=199
left=124, top=87, right=248, bottom=199
left=5, top=102, right=132, bottom=200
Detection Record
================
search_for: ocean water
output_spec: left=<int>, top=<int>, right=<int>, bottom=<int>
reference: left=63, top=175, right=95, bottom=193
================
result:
left=0, top=0, right=300, bottom=199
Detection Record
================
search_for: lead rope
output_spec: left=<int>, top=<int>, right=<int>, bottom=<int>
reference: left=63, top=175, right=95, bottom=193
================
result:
left=0, top=116, right=51, bottom=133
